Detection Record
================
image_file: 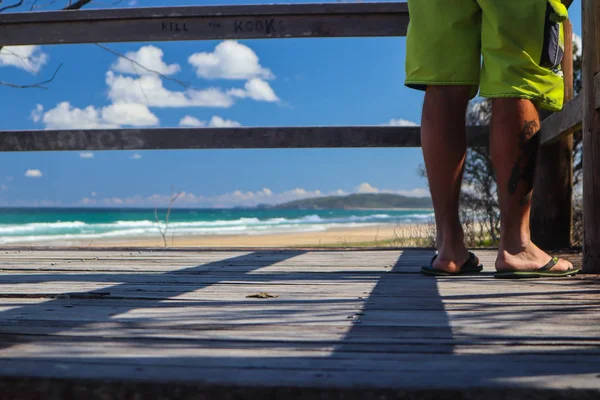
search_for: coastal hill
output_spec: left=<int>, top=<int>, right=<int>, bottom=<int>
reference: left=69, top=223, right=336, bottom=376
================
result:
left=258, top=193, right=432, bottom=210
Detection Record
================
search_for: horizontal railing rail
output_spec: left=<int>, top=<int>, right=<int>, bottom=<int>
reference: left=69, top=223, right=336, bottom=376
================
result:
left=540, top=94, right=583, bottom=145
left=540, top=72, right=600, bottom=145
left=0, top=126, right=489, bottom=152
left=0, top=2, right=409, bottom=46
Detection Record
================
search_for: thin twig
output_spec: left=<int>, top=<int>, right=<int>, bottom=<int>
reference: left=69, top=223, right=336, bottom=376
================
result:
left=163, top=190, right=182, bottom=247
left=0, top=47, right=39, bottom=74
left=0, top=0, right=93, bottom=89
left=154, top=188, right=182, bottom=248
left=0, top=0, right=24, bottom=12
left=64, top=0, right=92, bottom=10
left=0, top=63, right=62, bottom=89
left=154, top=207, right=165, bottom=246
left=95, top=43, right=191, bottom=89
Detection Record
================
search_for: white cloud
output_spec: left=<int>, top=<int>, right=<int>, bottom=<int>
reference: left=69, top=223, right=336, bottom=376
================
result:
left=3, top=199, right=61, bottom=207
left=244, top=79, right=279, bottom=102
left=1, top=185, right=7, bottom=191
left=179, top=116, right=205, bottom=128
left=32, top=102, right=159, bottom=129
left=104, top=197, right=125, bottom=205
left=130, top=153, right=142, bottom=160
left=80, top=197, right=96, bottom=205
left=356, top=182, right=429, bottom=198
left=207, top=187, right=323, bottom=207
left=381, top=118, right=418, bottom=127
left=356, top=182, right=379, bottom=194
left=392, top=188, right=430, bottom=198
left=208, top=116, right=241, bottom=128
left=78, top=187, right=330, bottom=208
left=188, top=41, right=273, bottom=80
left=179, top=115, right=242, bottom=128
left=80, top=152, right=94, bottom=159
left=75, top=184, right=428, bottom=208
left=101, top=103, right=160, bottom=126
left=25, top=169, right=42, bottom=178
left=111, top=45, right=181, bottom=76
left=91, top=192, right=97, bottom=197
left=0, top=45, right=48, bottom=73
left=228, top=78, right=279, bottom=102
left=30, top=104, right=44, bottom=123
left=5, top=177, right=13, bottom=182
left=106, top=71, right=234, bottom=108
left=573, top=33, right=583, bottom=57
left=37, top=102, right=115, bottom=129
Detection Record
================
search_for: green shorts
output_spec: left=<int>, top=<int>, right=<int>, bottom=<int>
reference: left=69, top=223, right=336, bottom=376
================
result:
left=405, top=0, right=569, bottom=111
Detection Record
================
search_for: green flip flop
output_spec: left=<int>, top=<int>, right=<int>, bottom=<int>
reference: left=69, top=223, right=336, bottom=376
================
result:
left=420, top=252, right=483, bottom=276
left=494, top=256, right=580, bottom=279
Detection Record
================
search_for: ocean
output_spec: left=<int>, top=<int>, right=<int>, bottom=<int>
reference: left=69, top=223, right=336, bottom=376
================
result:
left=0, top=208, right=434, bottom=245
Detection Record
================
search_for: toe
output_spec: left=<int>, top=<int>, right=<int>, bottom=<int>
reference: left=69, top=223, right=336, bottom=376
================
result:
left=548, top=257, right=574, bottom=272
left=557, top=258, right=574, bottom=272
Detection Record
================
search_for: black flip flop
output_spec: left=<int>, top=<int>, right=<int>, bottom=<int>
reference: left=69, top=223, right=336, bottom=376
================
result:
left=420, top=252, right=483, bottom=276
left=494, top=256, right=580, bottom=279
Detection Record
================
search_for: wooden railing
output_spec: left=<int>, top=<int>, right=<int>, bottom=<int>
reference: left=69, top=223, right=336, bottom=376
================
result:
left=0, top=1, right=597, bottom=273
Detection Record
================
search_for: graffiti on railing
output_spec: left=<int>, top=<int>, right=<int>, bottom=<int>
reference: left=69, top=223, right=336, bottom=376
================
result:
left=233, top=19, right=283, bottom=34
left=161, top=22, right=189, bottom=32
left=0, top=131, right=147, bottom=152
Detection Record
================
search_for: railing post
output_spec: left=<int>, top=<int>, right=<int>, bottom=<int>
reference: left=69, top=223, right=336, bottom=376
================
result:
left=531, top=19, right=574, bottom=250
left=582, top=0, right=600, bottom=273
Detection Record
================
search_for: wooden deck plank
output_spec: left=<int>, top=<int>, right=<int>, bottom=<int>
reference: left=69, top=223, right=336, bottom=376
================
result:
left=2, top=358, right=600, bottom=391
left=0, top=249, right=598, bottom=397
left=2, top=339, right=599, bottom=367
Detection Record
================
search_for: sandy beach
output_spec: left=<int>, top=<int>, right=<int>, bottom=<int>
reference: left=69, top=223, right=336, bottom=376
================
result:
left=50, top=223, right=435, bottom=248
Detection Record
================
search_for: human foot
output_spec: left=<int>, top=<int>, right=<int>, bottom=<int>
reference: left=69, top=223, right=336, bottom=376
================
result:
left=430, top=229, right=471, bottom=274
left=421, top=251, right=483, bottom=276
left=495, top=241, right=577, bottom=278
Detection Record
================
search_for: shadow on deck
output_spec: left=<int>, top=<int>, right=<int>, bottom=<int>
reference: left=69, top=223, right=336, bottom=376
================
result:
left=0, top=249, right=598, bottom=399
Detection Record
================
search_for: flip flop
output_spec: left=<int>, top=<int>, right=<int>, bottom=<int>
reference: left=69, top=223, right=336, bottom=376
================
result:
left=420, top=252, right=483, bottom=276
left=494, top=256, right=580, bottom=279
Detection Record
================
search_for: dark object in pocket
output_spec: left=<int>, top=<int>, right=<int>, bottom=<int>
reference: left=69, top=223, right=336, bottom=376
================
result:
left=540, top=4, right=564, bottom=70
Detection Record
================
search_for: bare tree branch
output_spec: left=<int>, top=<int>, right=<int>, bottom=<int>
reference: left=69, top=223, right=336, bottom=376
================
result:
left=1, top=0, right=95, bottom=89
left=0, top=0, right=24, bottom=13
left=64, top=0, right=92, bottom=10
left=154, top=187, right=182, bottom=248
left=0, top=47, right=39, bottom=73
left=95, top=43, right=192, bottom=89
left=0, top=62, right=62, bottom=88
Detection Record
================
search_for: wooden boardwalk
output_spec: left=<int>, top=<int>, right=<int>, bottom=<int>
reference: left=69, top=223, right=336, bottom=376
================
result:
left=0, top=249, right=599, bottom=399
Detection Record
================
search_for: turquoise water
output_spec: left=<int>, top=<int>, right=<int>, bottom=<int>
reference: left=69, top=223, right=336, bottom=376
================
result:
left=0, top=208, right=434, bottom=244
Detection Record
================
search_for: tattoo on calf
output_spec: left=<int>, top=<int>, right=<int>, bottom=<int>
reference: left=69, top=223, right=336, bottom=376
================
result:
left=508, top=120, right=540, bottom=206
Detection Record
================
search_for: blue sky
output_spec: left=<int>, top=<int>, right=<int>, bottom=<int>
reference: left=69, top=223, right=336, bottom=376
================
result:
left=0, top=0, right=583, bottom=208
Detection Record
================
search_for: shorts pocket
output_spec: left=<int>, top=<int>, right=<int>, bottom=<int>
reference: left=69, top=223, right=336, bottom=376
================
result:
left=540, top=0, right=567, bottom=70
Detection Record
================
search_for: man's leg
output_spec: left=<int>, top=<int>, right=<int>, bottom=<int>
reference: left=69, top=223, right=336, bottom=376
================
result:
left=490, top=98, right=573, bottom=272
left=421, top=85, right=475, bottom=273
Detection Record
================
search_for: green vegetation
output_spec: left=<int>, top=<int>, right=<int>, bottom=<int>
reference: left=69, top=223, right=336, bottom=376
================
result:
left=293, top=222, right=438, bottom=249
left=261, top=193, right=432, bottom=210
